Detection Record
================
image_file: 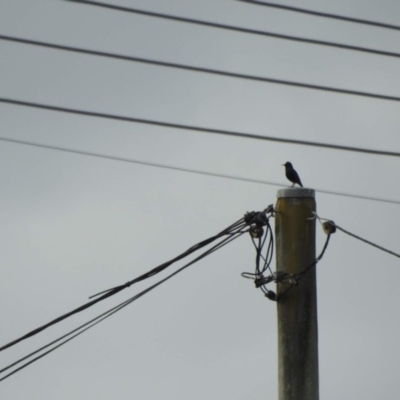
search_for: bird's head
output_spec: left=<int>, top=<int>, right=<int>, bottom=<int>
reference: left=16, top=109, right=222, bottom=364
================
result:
left=282, top=162, right=293, bottom=168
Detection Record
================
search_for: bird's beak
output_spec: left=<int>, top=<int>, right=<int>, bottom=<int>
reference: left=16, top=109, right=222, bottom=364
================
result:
left=281, top=164, right=285, bottom=166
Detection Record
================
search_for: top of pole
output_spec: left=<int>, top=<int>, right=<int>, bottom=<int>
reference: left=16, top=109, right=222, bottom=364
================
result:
left=277, top=187, right=315, bottom=198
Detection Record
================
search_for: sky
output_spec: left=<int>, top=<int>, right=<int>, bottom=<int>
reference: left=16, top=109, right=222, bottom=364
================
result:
left=1, top=0, right=400, bottom=398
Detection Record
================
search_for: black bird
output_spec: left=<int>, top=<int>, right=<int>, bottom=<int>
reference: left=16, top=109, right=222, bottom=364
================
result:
left=283, top=162, right=303, bottom=187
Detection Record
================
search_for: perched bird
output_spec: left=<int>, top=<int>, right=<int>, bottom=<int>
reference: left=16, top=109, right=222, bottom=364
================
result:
left=283, top=162, right=303, bottom=187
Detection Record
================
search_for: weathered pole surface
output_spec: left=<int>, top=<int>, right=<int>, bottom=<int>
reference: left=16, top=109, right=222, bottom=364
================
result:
left=275, top=187, right=318, bottom=400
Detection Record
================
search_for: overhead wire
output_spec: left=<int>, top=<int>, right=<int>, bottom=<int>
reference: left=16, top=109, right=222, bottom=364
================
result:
left=4, top=16, right=400, bottom=64
left=4, top=35, right=400, bottom=96
left=0, top=229, right=246, bottom=382
left=60, top=1, right=400, bottom=58
left=88, top=217, right=247, bottom=299
left=333, top=223, right=400, bottom=259
left=2, top=35, right=400, bottom=103
left=2, top=99, right=400, bottom=158
left=312, top=214, right=400, bottom=258
left=0, top=217, right=247, bottom=353
left=1, top=41, right=400, bottom=103
left=236, top=0, right=400, bottom=32
left=1, top=136, right=400, bottom=207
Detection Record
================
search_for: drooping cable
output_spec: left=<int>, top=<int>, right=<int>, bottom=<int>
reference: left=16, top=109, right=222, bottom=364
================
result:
left=241, top=208, right=276, bottom=298
left=275, top=229, right=333, bottom=299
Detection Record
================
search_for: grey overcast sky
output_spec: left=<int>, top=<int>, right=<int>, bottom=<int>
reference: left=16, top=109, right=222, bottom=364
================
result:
left=1, top=0, right=400, bottom=399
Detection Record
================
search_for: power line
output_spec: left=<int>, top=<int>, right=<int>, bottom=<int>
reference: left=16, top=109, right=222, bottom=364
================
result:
left=59, top=1, right=400, bottom=59
left=1, top=136, right=400, bottom=206
left=0, top=217, right=247, bottom=353
left=2, top=98, right=400, bottom=157
left=236, top=0, right=400, bottom=32
left=2, top=35, right=400, bottom=99
left=0, top=291, right=136, bottom=378
left=333, top=223, right=400, bottom=259
left=0, top=230, right=245, bottom=382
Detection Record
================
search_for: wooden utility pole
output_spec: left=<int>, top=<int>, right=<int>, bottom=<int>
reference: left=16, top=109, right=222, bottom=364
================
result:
left=275, top=188, right=318, bottom=400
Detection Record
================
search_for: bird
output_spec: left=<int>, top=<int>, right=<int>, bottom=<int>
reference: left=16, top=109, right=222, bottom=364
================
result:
left=283, top=162, right=303, bottom=187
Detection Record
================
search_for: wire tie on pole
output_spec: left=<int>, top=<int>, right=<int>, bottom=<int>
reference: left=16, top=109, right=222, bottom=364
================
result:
left=308, top=212, right=337, bottom=234
left=307, top=211, right=318, bottom=220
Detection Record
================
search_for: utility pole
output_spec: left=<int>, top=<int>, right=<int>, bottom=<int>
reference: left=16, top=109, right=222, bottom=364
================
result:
left=275, top=188, right=318, bottom=400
